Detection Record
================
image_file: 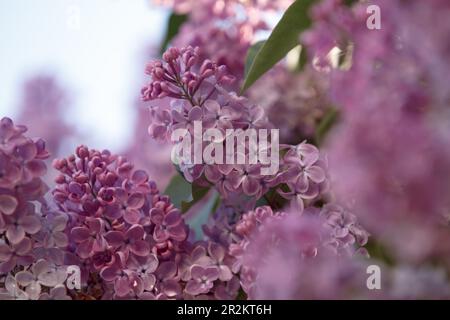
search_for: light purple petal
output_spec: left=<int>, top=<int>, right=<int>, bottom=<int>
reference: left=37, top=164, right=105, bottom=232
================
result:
left=25, top=160, right=47, bottom=177
left=105, top=231, right=125, bottom=246
left=0, top=195, right=18, bottom=215
left=70, top=227, right=90, bottom=242
left=161, top=279, right=181, bottom=297
left=127, top=193, right=145, bottom=209
left=6, top=225, right=25, bottom=244
left=15, top=271, right=34, bottom=286
left=130, top=240, right=150, bottom=257
left=20, top=215, right=41, bottom=234
left=185, top=280, right=203, bottom=296
left=123, top=209, right=141, bottom=225
left=188, top=106, right=202, bottom=121
left=126, top=225, right=145, bottom=241
left=306, top=166, right=326, bottom=183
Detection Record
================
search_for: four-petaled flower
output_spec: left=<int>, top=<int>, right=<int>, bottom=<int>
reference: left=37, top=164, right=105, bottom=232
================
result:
left=185, top=265, right=219, bottom=296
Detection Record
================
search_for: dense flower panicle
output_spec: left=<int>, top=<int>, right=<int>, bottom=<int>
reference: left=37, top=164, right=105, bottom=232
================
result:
left=142, top=47, right=329, bottom=212
left=158, top=0, right=334, bottom=145
left=0, top=118, right=71, bottom=300
left=142, top=46, right=235, bottom=104
left=52, top=145, right=183, bottom=298
left=228, top=204, right=368, bottom=297
left=17, top=75, right=75, bottom=156
left=0, top=117, right=48, bottom=263
left=233, top=209, right=370, bottom=299
left=52, top=145, right=239, bottom=299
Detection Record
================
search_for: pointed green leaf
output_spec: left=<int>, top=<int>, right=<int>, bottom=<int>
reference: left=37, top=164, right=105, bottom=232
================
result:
left=164, top=174, right=192, bottom=209
left=164, top=174, right=211, bottom=213
left=187, top=191, right=219, bottom=240
left=315, top=107, right=339, bottom=145
left=181, top=184, right=210, bottom=213
left=244, top=40, right=266, bottom=78
left=241, top=0, right=316, bottom=93
left=160, top=12, right=188, bottom=55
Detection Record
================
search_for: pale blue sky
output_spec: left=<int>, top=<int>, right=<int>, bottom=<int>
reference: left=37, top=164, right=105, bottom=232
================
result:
left=0, top=0, right=168, bottom=151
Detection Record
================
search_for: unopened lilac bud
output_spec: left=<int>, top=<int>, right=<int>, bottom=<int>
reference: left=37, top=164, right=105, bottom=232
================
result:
left=153, top=67, right=165, bottom=80
left=200, top=60, right=214, bottom=76
left=163, top=47, right=180, bottom=62
left=55, top=174, right=66, bottom=184
left=186, top=56, right=197, bottom=69
left=76, top=145, right=89, bottom=159
left=188, top=80, right=197, bottom=91
left=158, top=91, right=169, bottom=99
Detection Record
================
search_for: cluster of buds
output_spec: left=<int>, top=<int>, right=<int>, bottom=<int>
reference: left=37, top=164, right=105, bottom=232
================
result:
left=142, top=46, right=234, bottom=104
left=228, top=205, right=369, bottom=298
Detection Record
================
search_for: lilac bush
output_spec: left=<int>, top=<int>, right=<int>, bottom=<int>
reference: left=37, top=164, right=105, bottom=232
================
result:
left=3, top=0, right=450, bottom=300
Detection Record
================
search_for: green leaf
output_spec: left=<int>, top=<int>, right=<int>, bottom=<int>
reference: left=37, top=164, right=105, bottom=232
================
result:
left=164, top=174, right=192, bottom=209
left=160, top=13, right=188, bottom=55
left=315, top=107, right=339, bottom=145
left=187, top=191, right=219, bottom=240
left=181, top=184, right=210, bottom=213
left=343, top=0, right=358, bottom=6
left=241, top=0, right=316, bottom=93
left=164, top=173, right=212, bottom=213
left=365, top=238, right=395, bottom=266
left=244, top=40, right=266, bottom=79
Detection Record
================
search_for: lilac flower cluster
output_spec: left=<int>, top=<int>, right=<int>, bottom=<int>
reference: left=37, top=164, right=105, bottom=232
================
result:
left=0, top=117, right=49, bottom=272
left=6, top=0, right=450, bottom=301
left=228, top=205, right=369, bottom=299
left=234, top=206, right=450, bottom=299
left=231, top=0, right=450, bottom=299
left=52, top=145, right=238, bottom=299
left=142, top=46, right=329, bottom=211
left=156, top=0, right=335, bottom=145
left=203, top=202, right=369, bottom=299
left=142, top=46, right=234, bottom=106
left=0, top=117, right=71, bottom=300
left=277, top=142, right=329, bottom=212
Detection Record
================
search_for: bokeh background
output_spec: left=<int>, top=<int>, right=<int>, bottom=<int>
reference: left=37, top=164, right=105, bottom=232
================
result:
left=0, top=0, right=168, bottom=153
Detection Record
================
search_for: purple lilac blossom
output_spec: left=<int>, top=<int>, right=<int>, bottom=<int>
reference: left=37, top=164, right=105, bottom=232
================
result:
left=0, top=117, right=71, bottom=300
left=142, top=46, right=329, bottom=212
left=52, top=145, right=239, bottom=299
